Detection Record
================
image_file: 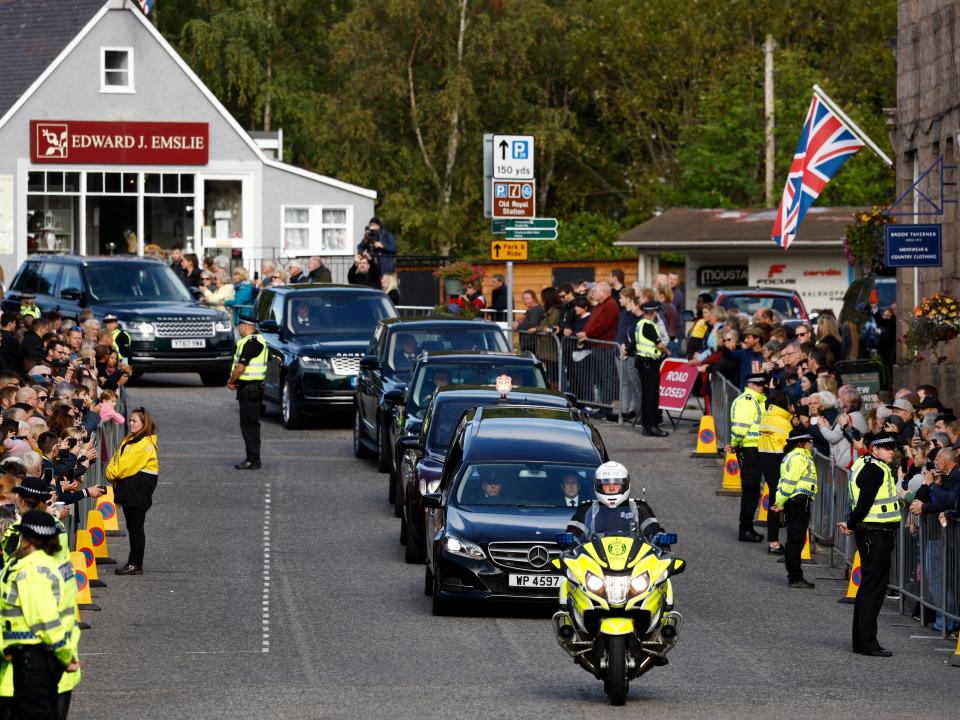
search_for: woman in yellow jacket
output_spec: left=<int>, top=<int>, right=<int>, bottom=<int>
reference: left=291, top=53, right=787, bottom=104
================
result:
left=757, top=390, right=793, bottom=554
left=105, top=407, right=158, bottom=576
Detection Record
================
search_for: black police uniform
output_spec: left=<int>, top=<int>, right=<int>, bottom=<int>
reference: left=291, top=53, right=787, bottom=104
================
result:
left=236, top=336, right=265, bottom=466
left=847, top=454, right=898, bottom=654
left=635, top=315, right=665, bottom=434
left=566, top=499, right=663, bottom=543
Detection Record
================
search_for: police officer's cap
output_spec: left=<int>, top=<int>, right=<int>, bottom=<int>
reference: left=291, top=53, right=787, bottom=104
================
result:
left=869, top=432, right=898, bottom=448
left=787, top=428, right=813, bottom=444
left=18, top=509, right=58, bottom=540
left=12, top=476, right=55, bottom=500
left=640, top=300, right=661, bottom=312
left=20, top=292, right=35, bottom=300
left=238, top=315, right=257, bottom=327
left=103, top=313, right=119, bottom=322
left=745, top=372, right=769, bottom=387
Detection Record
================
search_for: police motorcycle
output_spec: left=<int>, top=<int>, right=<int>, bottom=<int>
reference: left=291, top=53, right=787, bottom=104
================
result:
left=550, top=462, right=685, bottom=706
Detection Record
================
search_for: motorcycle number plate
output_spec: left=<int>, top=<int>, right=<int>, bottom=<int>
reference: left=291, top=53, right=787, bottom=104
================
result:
left=507, top=574, right=562, bottom=588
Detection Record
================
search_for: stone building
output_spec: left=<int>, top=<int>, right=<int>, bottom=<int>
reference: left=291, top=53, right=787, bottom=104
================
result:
left=892, top=0, right=960, bottom=396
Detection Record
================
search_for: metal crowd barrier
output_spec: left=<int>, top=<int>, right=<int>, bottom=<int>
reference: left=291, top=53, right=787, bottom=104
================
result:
left=560, top=336, right=621, bottom=415
left=708, top=371, right=960, bottom=638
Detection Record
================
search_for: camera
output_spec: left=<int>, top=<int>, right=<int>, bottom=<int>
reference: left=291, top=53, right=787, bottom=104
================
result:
left=841, top=425, right=862, bottom=443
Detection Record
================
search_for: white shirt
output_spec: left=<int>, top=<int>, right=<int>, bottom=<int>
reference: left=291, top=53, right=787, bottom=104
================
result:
left=565, top=496, right=579, bottom=507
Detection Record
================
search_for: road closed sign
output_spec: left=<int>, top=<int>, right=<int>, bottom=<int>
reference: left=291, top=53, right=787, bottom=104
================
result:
left=658, top=359, right=698, bottom=412
left=491, top=180, right=535, bottom=219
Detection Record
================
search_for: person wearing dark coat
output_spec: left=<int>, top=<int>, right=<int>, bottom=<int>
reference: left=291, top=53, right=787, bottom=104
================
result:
left=490, top=274, right=508, bottom=322
left=347, top=255, right=382, bottom=289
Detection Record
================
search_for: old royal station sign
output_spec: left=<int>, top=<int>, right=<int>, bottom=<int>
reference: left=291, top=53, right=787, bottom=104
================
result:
left=30, top=120, right=209, bottom=165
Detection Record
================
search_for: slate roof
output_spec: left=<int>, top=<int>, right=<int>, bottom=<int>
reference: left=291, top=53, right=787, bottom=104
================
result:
left=615, top=207, right=865, bottom=250
left=0, top=0, right=107, bottom=119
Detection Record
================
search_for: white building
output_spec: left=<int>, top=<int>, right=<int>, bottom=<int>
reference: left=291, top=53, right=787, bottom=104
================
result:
left=0, top=0, right=376, bottom=281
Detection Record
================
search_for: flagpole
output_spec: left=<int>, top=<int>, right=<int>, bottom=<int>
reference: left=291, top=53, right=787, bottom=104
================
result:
left=812, top=84, right=893, bottom=167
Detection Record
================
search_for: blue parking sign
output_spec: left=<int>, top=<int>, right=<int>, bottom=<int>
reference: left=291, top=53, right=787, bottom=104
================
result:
left=494, top=183, right=507, bottom=198
left=512, top=140, right=529, bottom=160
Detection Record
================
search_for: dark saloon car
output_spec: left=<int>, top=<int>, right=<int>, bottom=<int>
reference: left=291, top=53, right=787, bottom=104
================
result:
left=353, top=318, right=510, bottom=469
left=398, top=386, right=573, bottom=564
left=386, top=351, right=550, bottom=506
left=3, top=255, right=234, bottom=384
left=254, top=285, right=397, bottom=428
left=422, top=405, right=608, bottom=615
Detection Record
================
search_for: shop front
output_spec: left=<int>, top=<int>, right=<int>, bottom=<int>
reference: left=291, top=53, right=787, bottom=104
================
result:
left=0, top=0, right=375, bottom=281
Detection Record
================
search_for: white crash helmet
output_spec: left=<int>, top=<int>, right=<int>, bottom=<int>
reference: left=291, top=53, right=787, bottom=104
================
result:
left=594, top=461, right=630, bottom=508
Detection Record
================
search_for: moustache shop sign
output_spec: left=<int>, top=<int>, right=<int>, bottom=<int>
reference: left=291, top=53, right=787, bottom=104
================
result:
left=31, top=120, right=209, bottom=165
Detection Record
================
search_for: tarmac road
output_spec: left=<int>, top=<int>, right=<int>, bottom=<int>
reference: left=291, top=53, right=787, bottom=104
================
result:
left=69, top=375, right=957, bottom=720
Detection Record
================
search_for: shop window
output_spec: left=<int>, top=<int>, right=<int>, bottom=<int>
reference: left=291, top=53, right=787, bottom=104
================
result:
left=204, top=180, right=243, bottom=247
left=26, top=172, right=81, bottom=255
left=101, top=47, right=134, bottom=93
left=280, top=205, right=352, bottom=257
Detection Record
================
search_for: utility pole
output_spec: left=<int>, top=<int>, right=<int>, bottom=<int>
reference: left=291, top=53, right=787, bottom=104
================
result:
left=764, top=35, right=776, bottom=207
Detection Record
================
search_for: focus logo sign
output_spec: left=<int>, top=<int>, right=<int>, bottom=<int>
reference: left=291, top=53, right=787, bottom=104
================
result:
left=36, top=123, right=69, bottom=159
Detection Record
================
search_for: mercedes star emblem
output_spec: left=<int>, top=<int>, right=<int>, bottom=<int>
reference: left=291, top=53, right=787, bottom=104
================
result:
left=527, top=545, right=550, bottom=569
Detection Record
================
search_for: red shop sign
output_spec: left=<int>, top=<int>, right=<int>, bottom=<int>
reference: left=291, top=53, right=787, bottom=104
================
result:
left=30, top=120, right=209, bottom=165
left=658, top=358, right=698, bottom=412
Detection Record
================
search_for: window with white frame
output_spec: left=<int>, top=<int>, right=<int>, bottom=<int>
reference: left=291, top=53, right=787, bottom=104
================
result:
left=281, top=206, right=352, bottom=256
left=100, top=47, right=134, bottom=92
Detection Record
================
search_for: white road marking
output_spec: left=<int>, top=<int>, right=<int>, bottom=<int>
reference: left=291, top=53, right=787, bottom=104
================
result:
left=262, top=482, right=272, bottom=653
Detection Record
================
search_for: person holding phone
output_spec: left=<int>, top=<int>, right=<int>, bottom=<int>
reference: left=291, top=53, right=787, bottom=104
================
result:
left=105, top=407, right=159, bottom=576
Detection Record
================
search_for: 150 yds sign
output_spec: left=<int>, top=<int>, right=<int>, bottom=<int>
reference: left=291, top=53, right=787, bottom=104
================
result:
left=31, top=120, right=209, bottom=165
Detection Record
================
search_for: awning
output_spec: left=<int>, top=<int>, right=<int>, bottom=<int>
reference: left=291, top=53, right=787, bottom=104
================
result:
left=615, top=207, right=865, bottom=250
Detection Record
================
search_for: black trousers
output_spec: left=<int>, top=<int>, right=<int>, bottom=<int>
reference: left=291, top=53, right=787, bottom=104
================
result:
left=759, top=451, right=783, bottom=542
left=637, top=359, right=661, bottom=428
left=237, top=382, right=263, bottom=462
left=782, top=496, right=810, bottom=582
left=852, top=525, right=897, bottom=651
left=9, top=645, right=62, bottom=720
left=737, top=447, right=762, bottom=534
left=120, top=504, right=147, bottom=566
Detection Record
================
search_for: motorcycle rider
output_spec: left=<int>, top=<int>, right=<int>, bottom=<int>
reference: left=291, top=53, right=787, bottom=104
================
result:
left=566, top=461, right=665, bottom=542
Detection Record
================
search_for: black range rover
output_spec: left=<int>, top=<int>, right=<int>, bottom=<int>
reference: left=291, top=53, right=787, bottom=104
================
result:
left=254, top=284, right=397, bottom=428
left=3, top=255, right=235, bottom=385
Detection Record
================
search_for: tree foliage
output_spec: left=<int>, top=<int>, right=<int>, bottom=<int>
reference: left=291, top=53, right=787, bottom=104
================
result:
left=156, top=0, right=897, bottom=259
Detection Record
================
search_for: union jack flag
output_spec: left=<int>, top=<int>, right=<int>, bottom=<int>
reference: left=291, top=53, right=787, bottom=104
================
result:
left=137, top=0, right=154, bottom=14
left=772, top=92, right=864, bottom=249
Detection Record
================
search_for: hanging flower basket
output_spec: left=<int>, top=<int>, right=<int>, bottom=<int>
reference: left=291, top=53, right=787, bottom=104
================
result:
left=842, top=208, right=895, bottom=276
left=903, top=292, right=960, bottom=363
left=433, top=261, right=486, bottom=288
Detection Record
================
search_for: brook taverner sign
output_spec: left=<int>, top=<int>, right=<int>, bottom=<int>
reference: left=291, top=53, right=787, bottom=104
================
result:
left=30, top=120, right=209, bottom=165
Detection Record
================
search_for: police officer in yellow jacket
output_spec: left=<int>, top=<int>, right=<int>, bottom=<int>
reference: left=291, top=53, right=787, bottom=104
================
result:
left=724, top=372, right=768, bottom=542
left=635, top=300, right=669, bottom=437
left=758, top=390, right=793, bottom=554
left=837, top=432, right=900, bottom=657
left=772, top=428, right=817, bottom=588
left=0, top=510, right=80, bottom=720
left=102, top=314, right=131, bottom=365
left=227, top=315, right=267, bottom=470
left=18, top=293, right=40, bottom=320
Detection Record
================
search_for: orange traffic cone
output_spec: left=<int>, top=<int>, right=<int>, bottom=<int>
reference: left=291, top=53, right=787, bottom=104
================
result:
left=86, top=510, right=116, bottom=565
left=690, top=415, right=721, bottom=457
left=97, top=486, right=124, bottom=537
left=800, top=529, right=815, bottom=563
left=838, top=551, right=862, bottom=604
left=716, top=451, right=742, bottom=496
left=75, top=530, right=106, bottom=587
left=950, top=631, right=960, bottom=667
left=70, top=550, right=100, bottom=611
left=755, top=483, right=770, bottom=525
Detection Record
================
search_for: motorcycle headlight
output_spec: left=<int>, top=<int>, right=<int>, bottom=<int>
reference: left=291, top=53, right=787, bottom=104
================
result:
left=123, top=321, right=155, bottom=340
left=443, top=533, right=485, bottom=561
left=629, top=571, right=650, bottom=596
left=301, top=356, right=333, bottom=371
left=214, top=318, right=232, bottom=333
left=585, top=571, right=605, bottom=595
